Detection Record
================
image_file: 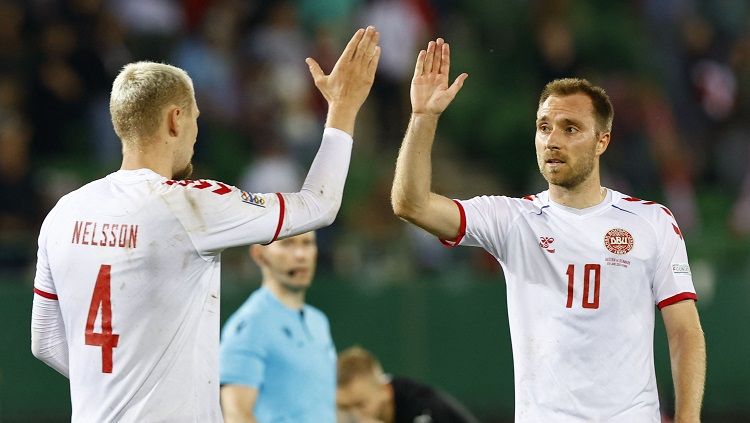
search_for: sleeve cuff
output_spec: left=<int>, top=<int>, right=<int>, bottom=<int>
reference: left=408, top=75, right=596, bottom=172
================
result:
left=263, top=192, right=286, bottom=245
left=439, top=199, right=467, bottom=247
left=34, top=287, right=58, bottom=300
left=657, top=292, right=698, bottom=309
left=323, top=127, right=354, bottom=144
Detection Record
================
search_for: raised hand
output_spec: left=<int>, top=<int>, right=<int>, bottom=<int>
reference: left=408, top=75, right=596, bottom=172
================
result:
left=411, top=38, right=468, bottom=116
left=306, top=27, right=380, bottom=134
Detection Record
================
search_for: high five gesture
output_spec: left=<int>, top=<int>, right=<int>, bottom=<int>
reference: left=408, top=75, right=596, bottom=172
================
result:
left=392, top=38, right=468, bottom=241
left=306, top=26, right=381, bottom=135
left=411, top=38, right=468, bottom=116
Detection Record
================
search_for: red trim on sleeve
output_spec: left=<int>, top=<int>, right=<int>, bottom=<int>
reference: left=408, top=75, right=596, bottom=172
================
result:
left=672, top=223, right=683, bottom=239
left=269, top=193, right=285, bottom=243
left=439, top=200, right=466, bottom=248
left=34, top=288, right=58, bottom=300
left=657, top=292, right=697, bottom=309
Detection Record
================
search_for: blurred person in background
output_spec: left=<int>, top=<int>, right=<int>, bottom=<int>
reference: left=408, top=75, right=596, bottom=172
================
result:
left=30, top=27, right=380, bottom=422
left=336, top=346, right=479, bottom=423
left=391, top=38, right=705, bottom=422
left=220, top=231, right=335, bottom=423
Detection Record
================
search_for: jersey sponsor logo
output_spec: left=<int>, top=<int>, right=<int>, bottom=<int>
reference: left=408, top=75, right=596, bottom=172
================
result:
left=71, top=221, right=139, bottom=248
left=240, top=190, right=266, bottom=207
left=539, top=236, right=555, bottom=253
left=604, top=228, right=633, bottom=255
left=672, top=263, right=691, bottom=275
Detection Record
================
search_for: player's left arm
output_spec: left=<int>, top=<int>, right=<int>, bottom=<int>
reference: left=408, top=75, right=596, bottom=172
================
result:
left=649, top=203, right=704, bottom=422
left=661, top=300, right=705, bottom=423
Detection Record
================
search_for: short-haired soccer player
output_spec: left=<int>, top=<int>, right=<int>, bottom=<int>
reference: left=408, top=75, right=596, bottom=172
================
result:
left=391, top=38, right=705, bottom=422
left=30, top=27, right=380, bottom=422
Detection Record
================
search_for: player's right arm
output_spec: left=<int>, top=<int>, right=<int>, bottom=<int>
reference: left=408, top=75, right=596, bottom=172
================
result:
left=30, top=208, right=69, bottom=377
left=220, top=385, right=259, bottom=423
left=391, top=38, right=468, bottom=240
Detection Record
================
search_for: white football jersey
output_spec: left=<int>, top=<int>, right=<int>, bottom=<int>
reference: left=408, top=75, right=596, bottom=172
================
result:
left=32, top=128, right=351, bottom=422
left=33, top=169, right=289, bottom=421
left=446, top=189, right=696, bottom=423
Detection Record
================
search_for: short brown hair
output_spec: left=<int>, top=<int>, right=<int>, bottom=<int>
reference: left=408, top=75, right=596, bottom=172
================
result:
left=337, top=346, right=383, bottom=387
left=109, top=61, right=195, bottom=146
left=539, top=78, right=613, bottom=132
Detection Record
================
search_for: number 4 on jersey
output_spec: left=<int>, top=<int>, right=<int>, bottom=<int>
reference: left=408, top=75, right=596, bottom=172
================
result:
left=85, top=264, right=120, bottom=373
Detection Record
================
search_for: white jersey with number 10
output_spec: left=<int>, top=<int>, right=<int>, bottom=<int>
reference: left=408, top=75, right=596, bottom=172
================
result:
left=444, top=189, right=696, bottom=423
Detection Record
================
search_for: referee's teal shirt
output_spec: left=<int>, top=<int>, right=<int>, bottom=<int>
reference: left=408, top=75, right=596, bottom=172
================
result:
left=219, top=286, right=336, bottom=422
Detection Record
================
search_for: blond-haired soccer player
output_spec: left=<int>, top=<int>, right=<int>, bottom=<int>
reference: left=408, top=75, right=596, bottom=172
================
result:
left=391, top=38, right=705, bottom=422
left=30, top=27, right=380, bottom=422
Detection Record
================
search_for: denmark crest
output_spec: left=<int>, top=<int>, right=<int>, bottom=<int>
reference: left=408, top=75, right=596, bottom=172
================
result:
left=604, top=228, right=633, bottom=255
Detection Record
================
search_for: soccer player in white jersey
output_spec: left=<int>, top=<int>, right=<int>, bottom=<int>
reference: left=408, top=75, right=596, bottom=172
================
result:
left=30, top=27, right=381, bottom=422
left=391, top=38, right=706, bottom=423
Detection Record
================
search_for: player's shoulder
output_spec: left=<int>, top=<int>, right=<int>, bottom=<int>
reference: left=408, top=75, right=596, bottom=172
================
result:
left=516, top=191, right=549, bottom=209
left=462, top=192, right=546, bottom=212
left=158, top=178, right=236, bottom=197
left=612, top=191, right=675, bottom=221
left=42, top=177, right=110, bottom=219
left=158, top=178, right=275, bottom=208
left=611, top=191, right=683, bottom=236
left=58, top=176, right=110, bottom=200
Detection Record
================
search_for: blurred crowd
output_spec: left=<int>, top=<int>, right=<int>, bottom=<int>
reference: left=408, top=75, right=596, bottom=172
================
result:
left=1, top=0, right=749, bottom=283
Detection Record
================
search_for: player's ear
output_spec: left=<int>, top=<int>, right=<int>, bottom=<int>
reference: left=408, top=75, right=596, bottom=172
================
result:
left=595, top=131, right=610, bottom=156
left=167, top=106, right=180, bottom=138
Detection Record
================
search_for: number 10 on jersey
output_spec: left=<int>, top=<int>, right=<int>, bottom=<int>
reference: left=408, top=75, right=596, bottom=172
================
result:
left=566, top=264, right=601, bottom=309
left=85, top=264, right=120, bottom=373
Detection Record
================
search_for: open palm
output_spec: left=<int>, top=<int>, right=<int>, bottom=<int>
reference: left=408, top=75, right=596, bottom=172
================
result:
left=411, top=38, right=468, bottom=116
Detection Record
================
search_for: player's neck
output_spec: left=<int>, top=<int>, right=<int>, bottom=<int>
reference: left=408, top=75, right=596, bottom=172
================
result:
left=264, top=282, right=306, bottom=310
left=120, top=142, right=175, bottom=179
left=548, top=176, right=606, bottom=209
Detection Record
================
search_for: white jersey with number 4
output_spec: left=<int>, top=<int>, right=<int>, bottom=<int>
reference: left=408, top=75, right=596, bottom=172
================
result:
left=444, top=189, right=696, bottom=423
left=31, top=129, right=352, bottom=422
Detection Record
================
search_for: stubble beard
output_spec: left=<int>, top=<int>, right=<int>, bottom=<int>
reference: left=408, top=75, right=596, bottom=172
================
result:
left=173, top=162, right=194, bottom=180
left=538, top=145, right=597, bottom=189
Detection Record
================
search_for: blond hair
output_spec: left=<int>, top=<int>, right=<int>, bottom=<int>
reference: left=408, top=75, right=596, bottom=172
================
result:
left=539, top=78, right=614, bottom=133
left=337, top=346, right=385, bottom=387
left=109, top=61, right=195, bottom=146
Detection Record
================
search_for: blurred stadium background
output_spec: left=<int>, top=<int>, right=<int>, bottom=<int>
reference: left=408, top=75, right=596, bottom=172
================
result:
left=1, top=0, right=749, bottom=421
